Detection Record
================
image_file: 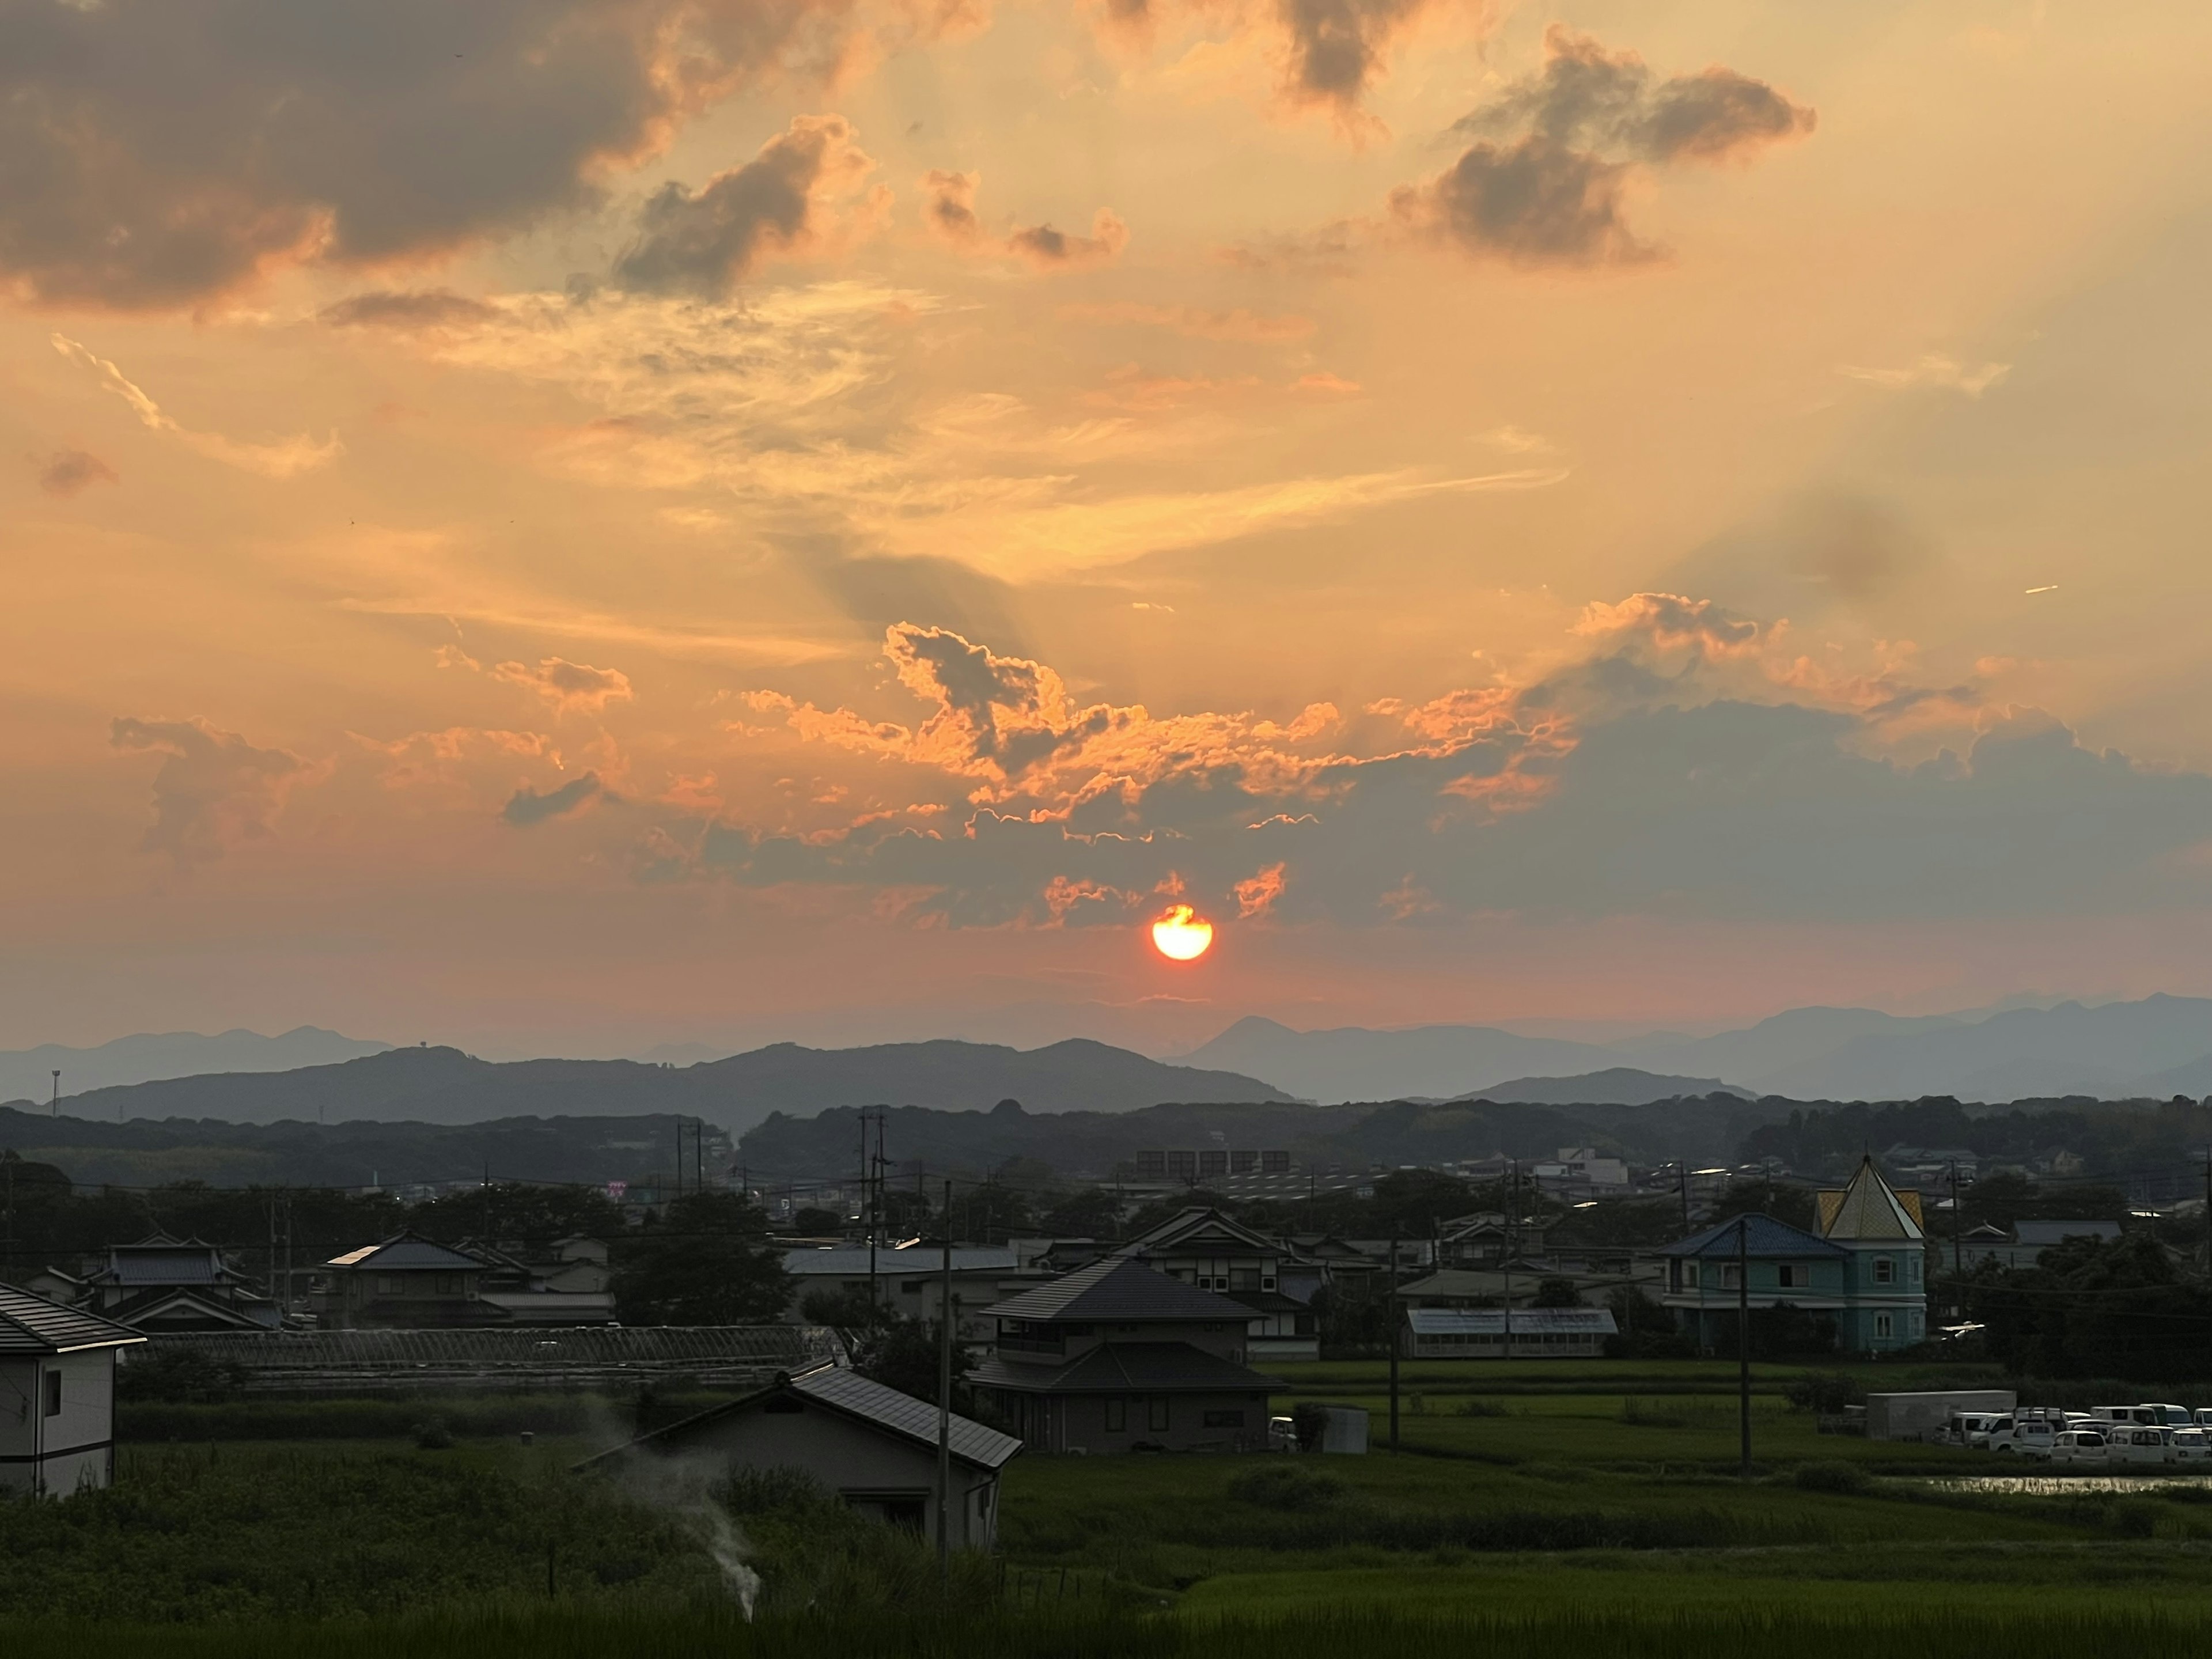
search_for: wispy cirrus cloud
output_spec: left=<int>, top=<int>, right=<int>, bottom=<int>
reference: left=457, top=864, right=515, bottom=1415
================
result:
left=51, top=335, right=340, bottom=478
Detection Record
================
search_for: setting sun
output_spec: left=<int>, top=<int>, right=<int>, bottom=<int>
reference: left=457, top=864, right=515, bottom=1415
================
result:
left=1150, top=904, right=1214, bottom=962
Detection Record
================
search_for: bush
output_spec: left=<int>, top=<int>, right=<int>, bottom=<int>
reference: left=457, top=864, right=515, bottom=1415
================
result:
left=1456, top=1398, right=1508, bottom=1417
left=1225, top=1465, right=1345, bottom=1512
left=1785, top=1372, right=1866, bottom=1414
left=115, top=1347, right=251, bottom=1404
left=2107, top=1497, right=2162, bottom=1539
left=414, top=1418, right=454, bottom=1450
left=1291, top=1403, right=1330, bottom=1452
left=1793, top=1460, right=1872, bottom=1494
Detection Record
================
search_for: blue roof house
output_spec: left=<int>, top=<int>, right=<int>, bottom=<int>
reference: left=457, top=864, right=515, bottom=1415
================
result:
left=1661, top=1159, right=1928, bottom=1355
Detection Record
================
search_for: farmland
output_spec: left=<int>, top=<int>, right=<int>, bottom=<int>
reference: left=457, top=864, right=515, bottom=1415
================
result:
left=7, top=1358, right=2212, bottom=1654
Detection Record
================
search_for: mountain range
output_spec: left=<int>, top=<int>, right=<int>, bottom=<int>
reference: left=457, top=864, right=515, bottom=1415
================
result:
left=0, top=1038, right=1288, bottom=1134
left=1172, top=995, right=2212, bottom=1105
left=0, top=1027, right=391, bottom=1107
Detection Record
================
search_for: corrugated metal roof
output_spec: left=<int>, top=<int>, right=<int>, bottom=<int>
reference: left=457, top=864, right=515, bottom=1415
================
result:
left=783, top=1248, right=1020, bottom=1276
left=982, top=1257, right=1253, bottom=1323
left=0, top=1283, right=146, bottom=1355
left=1405, top=1308, right=1618, bottom=1335
left=970, top=1340, right=1277, bottom=1395
left=108, top=1251, right=224, bottom=1286
left=1664, top=1213, right=1846, bottom=1258
left=792, top=1365, right=1023, bottom=1468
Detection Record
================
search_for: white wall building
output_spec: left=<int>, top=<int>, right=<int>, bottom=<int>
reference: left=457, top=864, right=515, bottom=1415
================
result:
left=0, top=1283, right=145, bottom=1497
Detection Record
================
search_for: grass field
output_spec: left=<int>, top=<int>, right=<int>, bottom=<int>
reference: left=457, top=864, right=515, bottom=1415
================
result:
left=8, top=1358, right=2212, bottom=1654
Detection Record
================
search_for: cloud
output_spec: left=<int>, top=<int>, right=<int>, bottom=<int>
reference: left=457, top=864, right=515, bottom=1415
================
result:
left=319, top=290, right=500, bottom=331
left=35, top=447, right=116, bottom=496
left=51, top=334, right=340, bottom=478
left=110, top=715, right=314, bottom=865
left=1393, top=27, right=1813, bottom=267
left=0, top=1, right=870, bottom=309
left=491, top=656, right=634, bottom=713
left=502, top=772, right=608, bottom=826
left=615, top=115, right=885, bottom=297
left=1234, top=861, right=1287, bottom=916
left=921, top=171, right=1127, bottom=270
left=1838, top=355, right=2011, bottom=397
left=350, top=725, right=552, bottom=789
left=1275, top=0, right=1436, bottom=113
left=1058, top=301, right=1315, bottom=342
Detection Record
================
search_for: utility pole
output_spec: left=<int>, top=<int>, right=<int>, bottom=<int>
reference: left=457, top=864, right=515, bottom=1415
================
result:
left=1387, top=1233, right=1400, bottom=1449
left=937, top=1178, right=953, bottom=1583
left=1948, top=1162, right=1963, bottom=1283
left=50, top=1070, right=59, bottom=1118
left=1679, top=1162, right=1691, bottom=1232
left=1737, top=1215, right=1752, bottom=1481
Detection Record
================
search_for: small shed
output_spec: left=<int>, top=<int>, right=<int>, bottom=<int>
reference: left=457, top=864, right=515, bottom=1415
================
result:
left=580, top=1363, right=1021, bottom=1550
left=1401, top=1306, right=1618, bottom=1359
left=0, top=1283, right=145, bottom=1497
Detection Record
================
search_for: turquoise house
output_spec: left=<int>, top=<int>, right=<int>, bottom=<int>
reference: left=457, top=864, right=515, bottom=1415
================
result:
left=1661, top=1159, right=1927, bottom=1354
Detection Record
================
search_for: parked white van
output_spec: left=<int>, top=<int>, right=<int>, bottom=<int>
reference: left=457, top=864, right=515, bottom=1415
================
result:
left=2171, top=1428, right=2210, bottom=1464
left=2094, top=1405, right=2160, bottom=1427
left=2051, top=1429, right=2108, bottom=1465
left=1987, top=1419, right=2057, bottom=1459
left=2107, top=1425, right=2175, bottom=1467
left=2142, top=1403, right=2194, bottom=1428
left=1952, top=1411, right=2004, bottom=1448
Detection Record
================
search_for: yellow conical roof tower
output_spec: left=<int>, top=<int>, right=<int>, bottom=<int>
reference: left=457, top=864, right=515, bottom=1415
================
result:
left=1816, top=1156, right=1925, bottom=1241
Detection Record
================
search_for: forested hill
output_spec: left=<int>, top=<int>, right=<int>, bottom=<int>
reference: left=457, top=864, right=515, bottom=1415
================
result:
left=1, top=1039, right=1291, bottom=1132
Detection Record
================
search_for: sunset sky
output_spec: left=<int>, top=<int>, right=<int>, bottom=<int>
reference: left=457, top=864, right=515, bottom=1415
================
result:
left=7, top=1, right=2212, bottom=1058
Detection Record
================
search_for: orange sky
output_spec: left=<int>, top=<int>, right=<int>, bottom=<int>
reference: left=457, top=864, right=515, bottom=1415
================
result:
left=7, top=1, right=2212, bottom=1055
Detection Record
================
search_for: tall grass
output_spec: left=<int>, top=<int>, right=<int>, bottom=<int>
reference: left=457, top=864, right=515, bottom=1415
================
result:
left=3, top=1605, right=2209, bottom=1659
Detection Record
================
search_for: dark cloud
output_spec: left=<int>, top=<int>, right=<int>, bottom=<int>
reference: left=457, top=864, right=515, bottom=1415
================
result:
left=110, top=715, right=313, bottom=864
left=1399, top=26, right=1812, bottom=267
left=502, top=772, right=605, bottom=825
left=920, top=170, right=1126, bottom=270
left=920, top=169, right=983, bottom=245
left=614, top=114, right=873, bottom=296
left=1391, top=138, right=1652, bottom=268
left=36, top=447, right=116, bottom=496
left=0, top=1, right=859, bottom=310
left=1277, top=0, right=1431, bottom=110
left=318, top=289, right=499, bottom=329
left=490, top=656, right=633, bottom=712
left=1006, top=211, right=1127, bottom=268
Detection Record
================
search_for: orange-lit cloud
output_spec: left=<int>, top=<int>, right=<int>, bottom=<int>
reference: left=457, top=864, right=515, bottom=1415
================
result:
left=490, top=658, right=635, bottom=714
left=922, top=171, right=1128, bottom=270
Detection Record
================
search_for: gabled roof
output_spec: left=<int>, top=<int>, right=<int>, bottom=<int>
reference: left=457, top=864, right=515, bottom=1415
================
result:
left=982, top=1257, right=1254, bottom=1323
left=969, top=1340, right=1278, bottom=1395
left=108, top=1287, right=279, bottom=1331
left=579, top=1362, right=1022, bottom=1472
left=1118, top=1207, right=1281, bottom=1258
left=1406, top=1308, right=1618, bottom=1335
left=97, top=1237, right=236, bottom=1287
left=1817, top=1159, right=1925, bottom=1242
left=325, top=1233, right=484, bottom=1272
left=1663, top=1213, right=1847, bottom=1259
left=0, top=1283, right=146, bottom=1355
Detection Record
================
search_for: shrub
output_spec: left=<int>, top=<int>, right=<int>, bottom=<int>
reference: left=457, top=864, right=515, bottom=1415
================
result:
left=1225, top=1465, right=1346, bottom=1512
left=2107, top=1498, right=2162, bottom=1539
left=1785, top=1372, right=1866, bottom=1414
left=1290, top=1403, right=1330, bottom=1452
left=414, top=1418, right=454, bottom=1450
left=1456, top=1398, right=1507, bottom=1417
left=1793, top=1460, right=1872, bottom=1494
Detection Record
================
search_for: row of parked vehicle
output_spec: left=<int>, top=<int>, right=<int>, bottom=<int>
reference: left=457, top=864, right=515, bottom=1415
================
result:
left=1947, top=1403, right=2212, bottom=1466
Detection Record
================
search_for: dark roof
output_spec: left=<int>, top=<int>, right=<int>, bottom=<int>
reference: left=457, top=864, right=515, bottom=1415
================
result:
left=579, top=1363, right=1022, bottom=1471
left=325, top=1233, right=485, bottom=1272
left=103, top=1248, right=227, bottom=1286
left=1118, top=1207, right=1282, bottom=1257
left=0, top=1283, right=146, bottom=1355
left=982, top=1257, right=1254, bottom=1323
left=972, top=1340, right=1278, bottom=1395
left=1662, top=1213, right=1846, bottom=1259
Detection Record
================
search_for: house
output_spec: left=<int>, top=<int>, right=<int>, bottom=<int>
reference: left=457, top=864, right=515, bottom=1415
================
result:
left=1401, top=1306, right=1618, bottom=1359
left=579, top=1361, right=1020, bottom=1549
left=1116, top=1207, right=1319, bottom=1362
left=314, top=1233, right=488, bottom=1328
left=1437, top=1215, right=1547, bottom=1268
left=1660, top=1160, right=1929, bottom=1354
left=1397, top=1264, right=1640, bottom=1309
left=778, top=1245, right=1029, bottom=1343
left=52, top=1234, right=280, bottom=1333
left=0, top=1283, right=145, bottom=1497
left=1955, top=1219, right=2123, bottom=1272
left=464, top=1236, right=616, bottom=1325
left=969, top=1256, right=1279, bottom=1453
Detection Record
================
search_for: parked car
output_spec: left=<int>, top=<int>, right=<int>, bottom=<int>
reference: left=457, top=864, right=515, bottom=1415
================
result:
left=2051, top=1429, right=2109, bottom=1465
left=1951, top=1411, right=2004, bottom=1448
left=1268, top=1415, right=1297, bottom=1451
left=2193, top=1407, right=2212, bottom=1430
left=2172, top=1428, right=2210, bottom=1464
left=2107, top=1426, right=2175, bottom=1467
left=2142, top=1403, right=2194, bottom=1428
left=1988, top=1419, right=2056, bottom=1459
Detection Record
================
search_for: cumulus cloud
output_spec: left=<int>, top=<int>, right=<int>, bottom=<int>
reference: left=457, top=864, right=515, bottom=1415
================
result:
left=1096, top=0, right=1446, bottom=120
left=0, top=1, right=869, bottom=309
left=35, top=447, right=116, bottom=496
left=921, top=171, right=1127, bottom=270
left=110, top=715, right=315, bottom=865
left=659, top=589, right=2212, bottom=932
left=1392, top=27, right=1813, bottom=267
left=351, top=726, right=552, bottom=789
left=491, top=657, right=634, bottom=713
left=615, top=115, right=885, bottom=296
left=51, top=334, right=340, bottom=478
left=502, top=772, right=608, bottom=825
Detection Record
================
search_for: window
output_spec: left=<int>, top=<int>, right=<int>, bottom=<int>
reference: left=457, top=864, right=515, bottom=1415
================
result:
left=1229, top=1268, right=1260, bottom=1291
left=1873, top=1258, right=1895, bottom=1285
left=376, top=1274, right=400, bottom=1296
left=1720, top=1264, right=1741, bottom=1289
left=1681, top=1262, right=1700, bottom=1289
left=44, top=1369, right=61, bottom=1417
left=1202, top=1410, right=1245, bottom=1429
left=1777, top=1264, right=1805, bottom=1289
left=1105, top=1398, right=1126, bottom=1432
left=1874, top=1313, right=1893, bottom=1339
left=1148, top=1397, right=1170, bottom=1432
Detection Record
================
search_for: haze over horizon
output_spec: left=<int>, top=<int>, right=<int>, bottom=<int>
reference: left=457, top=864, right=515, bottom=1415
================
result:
left=10, top=4, right=2212, bottom=1059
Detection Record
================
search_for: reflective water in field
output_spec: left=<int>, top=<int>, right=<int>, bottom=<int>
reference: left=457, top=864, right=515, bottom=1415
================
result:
left=1930, top=1473, right=2212, bottom=1494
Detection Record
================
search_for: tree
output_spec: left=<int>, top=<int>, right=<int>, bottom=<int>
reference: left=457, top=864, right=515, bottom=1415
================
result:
left=851, top=1315, right=974, bottom=1412
left=1038, top=1186, right=1123, bottom=1238
left=1532, top=1277, right=1582, bottom=1308
left=789, top=1206, right=844, bottom=1235
left=612, top=1192, right=792, bottom=1324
